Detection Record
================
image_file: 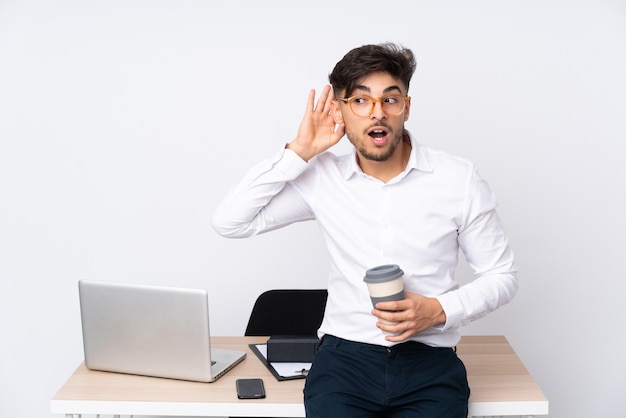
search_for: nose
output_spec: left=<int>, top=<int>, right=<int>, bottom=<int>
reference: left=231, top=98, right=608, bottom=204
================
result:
left=370, top=100, right=387, bottom=120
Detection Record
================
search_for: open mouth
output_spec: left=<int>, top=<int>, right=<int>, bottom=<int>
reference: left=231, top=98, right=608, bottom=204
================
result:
left=368, top=128, right=389, bottom=144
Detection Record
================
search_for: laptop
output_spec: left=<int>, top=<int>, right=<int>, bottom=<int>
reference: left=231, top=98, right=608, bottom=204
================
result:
left=78, top=280, right=246, bottom=382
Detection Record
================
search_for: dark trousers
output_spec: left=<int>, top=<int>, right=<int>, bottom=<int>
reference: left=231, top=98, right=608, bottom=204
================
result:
left=303, top=335, right=469, bottom=418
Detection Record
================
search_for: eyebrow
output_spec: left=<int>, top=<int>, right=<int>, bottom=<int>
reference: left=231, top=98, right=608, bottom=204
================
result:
left=353, top=84, right=403, bottom=95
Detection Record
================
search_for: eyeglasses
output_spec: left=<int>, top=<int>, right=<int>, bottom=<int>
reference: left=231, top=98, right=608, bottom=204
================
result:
left=337, top=94, right=410, bottom=117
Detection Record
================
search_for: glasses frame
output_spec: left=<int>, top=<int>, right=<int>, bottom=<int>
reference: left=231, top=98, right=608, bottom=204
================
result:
left=337, top=94, right=410, bottom=117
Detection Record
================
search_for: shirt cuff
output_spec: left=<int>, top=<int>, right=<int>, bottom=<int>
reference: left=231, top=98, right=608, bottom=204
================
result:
left=271, top=146, right=309, bottom=176
left=435, top=292, right=464, bottom=331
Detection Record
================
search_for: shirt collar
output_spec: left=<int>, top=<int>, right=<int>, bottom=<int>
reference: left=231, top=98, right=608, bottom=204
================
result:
left=343, top=131, right=433, bottom=180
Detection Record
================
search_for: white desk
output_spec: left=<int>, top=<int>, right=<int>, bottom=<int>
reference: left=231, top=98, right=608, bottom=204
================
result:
left=51, top=335, right=548, bottom=417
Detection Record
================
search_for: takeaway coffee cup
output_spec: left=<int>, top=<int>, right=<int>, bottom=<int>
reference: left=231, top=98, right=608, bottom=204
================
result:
left=363, top=264, right=405, bottom=329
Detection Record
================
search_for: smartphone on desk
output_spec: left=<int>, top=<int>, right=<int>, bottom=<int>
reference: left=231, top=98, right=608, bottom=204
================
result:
left=236, top=378, right=266, bottom=399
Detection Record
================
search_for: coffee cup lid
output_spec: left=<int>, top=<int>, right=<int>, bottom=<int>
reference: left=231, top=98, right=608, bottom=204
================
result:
left=363, top=264, right=404, bottom=283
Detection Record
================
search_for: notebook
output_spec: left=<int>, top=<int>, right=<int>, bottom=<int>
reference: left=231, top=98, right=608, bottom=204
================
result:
left=78, top=280, right=246, bottom=382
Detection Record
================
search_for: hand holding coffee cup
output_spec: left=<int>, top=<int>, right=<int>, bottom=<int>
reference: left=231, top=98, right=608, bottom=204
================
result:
left=363, top=264, right=405, bottom=332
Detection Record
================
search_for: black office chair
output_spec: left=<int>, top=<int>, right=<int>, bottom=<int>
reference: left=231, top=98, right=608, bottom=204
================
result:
left=235, top=290, right=327, bottom=418
left=245, top=289, right=328, bottom=336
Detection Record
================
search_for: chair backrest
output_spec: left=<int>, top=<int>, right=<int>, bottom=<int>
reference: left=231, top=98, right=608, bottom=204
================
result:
left=244, top=289, right=328, bottom=336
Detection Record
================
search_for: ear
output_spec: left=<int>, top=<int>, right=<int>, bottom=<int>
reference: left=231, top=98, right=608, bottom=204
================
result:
left=331, top=100, right=344, bottom=124
left=404, top=96, right=411, bottom=121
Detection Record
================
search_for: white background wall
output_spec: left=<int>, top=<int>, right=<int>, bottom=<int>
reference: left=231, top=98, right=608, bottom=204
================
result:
left=1, top=1, right=625, bottom=417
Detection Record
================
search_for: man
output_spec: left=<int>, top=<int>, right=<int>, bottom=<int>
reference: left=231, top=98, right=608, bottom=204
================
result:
left=212, top=43, right=518, bottom=417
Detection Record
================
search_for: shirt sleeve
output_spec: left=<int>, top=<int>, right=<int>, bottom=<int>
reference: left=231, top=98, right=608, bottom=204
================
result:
left=211, top=147, right=315, bottom=238
left=436, top=167, right=519, bottom=330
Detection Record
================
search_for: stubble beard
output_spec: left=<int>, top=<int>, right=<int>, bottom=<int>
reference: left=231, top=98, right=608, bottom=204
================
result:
left=347, top=128, right=404, bottom=162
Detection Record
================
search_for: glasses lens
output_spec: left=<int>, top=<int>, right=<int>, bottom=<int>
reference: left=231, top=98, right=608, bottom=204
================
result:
left=381, top=95, right=405, bottom=115
left=350, top=96, right=373, bottom=117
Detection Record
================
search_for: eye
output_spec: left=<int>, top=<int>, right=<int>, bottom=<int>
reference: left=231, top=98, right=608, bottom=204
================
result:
left=384, top=95, right=401, bottom=104
left=352, top=96, right=371, bottom=105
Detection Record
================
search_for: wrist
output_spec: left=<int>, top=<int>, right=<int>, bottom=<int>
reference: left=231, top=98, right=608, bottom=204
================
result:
left=286, top=141, right=313, bottom=162
left=430, top=297, right=447, bottom=327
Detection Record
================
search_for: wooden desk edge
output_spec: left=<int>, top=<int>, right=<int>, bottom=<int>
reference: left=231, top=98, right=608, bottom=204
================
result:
left=51, top=335, right=549, bottom=417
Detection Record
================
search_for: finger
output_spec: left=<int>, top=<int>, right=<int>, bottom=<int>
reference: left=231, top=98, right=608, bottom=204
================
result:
left=322, top=85, right=335, bottom=114
left=378, top=320, right=408, bottom=340
left=315, top=85, right=332, bottom=114
left=327, top=86, right=335, bottom=101
left=306, top=89, right=316, bottom=113
left=385, top=330, right=411, bottom=342
left=375, top=301, right=402, bottom=312
left=373, top=309, right=400, bottom=325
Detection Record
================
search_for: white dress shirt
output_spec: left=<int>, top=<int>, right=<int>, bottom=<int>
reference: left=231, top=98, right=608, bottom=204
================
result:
left=212, top=134, right=518, bottom=347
